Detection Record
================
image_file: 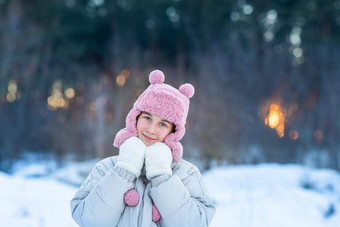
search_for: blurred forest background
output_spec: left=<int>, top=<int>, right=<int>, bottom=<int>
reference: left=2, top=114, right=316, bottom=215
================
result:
left=0, top=0, right=339, bottom=172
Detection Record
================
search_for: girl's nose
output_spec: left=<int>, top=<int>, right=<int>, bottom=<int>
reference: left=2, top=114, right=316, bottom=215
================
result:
left=146, top=123, right=157, bottom=134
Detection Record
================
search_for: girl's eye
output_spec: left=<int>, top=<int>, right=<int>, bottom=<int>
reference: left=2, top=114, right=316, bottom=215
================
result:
left=144, top=116, right=151, bottom=120
left=160, top=122, right=167, bottom=127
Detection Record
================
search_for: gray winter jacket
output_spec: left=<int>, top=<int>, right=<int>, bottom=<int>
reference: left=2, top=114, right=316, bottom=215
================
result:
left=70, top=156, right=215, bottom=227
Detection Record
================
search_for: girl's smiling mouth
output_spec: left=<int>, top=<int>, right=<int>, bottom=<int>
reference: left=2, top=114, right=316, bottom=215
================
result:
left=142, top=133, right=156, bottom=142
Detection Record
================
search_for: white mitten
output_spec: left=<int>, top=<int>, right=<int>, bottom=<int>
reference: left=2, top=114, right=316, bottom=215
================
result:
left=116, top=137, right=146, bottom=178
left=145, top=142, right=172, bottom=180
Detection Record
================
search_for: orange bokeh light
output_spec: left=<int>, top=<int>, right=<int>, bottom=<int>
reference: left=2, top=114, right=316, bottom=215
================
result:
left=289, top=130, right=299, bottom=140
left=261, top=102, right=286, bottom=138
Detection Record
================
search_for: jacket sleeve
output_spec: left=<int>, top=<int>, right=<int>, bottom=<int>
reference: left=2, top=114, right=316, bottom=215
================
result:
left=149, top=165, right=216, bottom=227
left=70, top=158, right=136, bottom=227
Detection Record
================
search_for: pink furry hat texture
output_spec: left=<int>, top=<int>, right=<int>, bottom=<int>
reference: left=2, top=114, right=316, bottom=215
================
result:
left=114, top=69, right=195, bottom=163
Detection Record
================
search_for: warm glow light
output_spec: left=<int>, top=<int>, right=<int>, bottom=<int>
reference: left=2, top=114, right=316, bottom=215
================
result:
left=64, top=88, right=75, bottom=99
left=47, top=96, right=55, bottom=106
left=121, top=69, right=130, bottom=78
left=6, top=93, right=16, bottom=102
left=116, top=75, right=126, bottom=86
left=8, top=80, right=17, bottom=94
left=57, top=98, right=66, bottom=108
left=268, top=113, right=279, bottom=128
left=262, top=102, right=286, bottom=138
left=53, top=90, right=62, bottom=98
left=6, top=80, right=18, bottom=102
left=47, top=81, right=68, bottom=110
left=289, top=130, right=299, bottom=140
left=116, top=69, right=130, bottom=86
left=267, top=104, right=280, bottom=129
left=277, top=124, right=284, bottom=137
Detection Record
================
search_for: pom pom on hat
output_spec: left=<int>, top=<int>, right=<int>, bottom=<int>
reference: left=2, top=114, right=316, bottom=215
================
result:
left=149, top=70, right=165, bottom=84
left=179, top=83, right=195, bottom=98
left=124, top=189, right=139, bottom=207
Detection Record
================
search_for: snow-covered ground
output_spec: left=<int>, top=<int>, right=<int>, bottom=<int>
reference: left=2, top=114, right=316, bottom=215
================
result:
left=204, top=164, right=340, bottom=227
left=1, top=160, right=340, bottom=227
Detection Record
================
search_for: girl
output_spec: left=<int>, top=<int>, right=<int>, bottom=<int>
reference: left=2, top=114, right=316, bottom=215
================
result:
left=70, top=70, right=215, bottom=226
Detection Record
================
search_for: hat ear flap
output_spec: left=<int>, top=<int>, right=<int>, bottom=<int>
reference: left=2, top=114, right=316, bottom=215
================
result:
left=113, top=108, right=140, bottom=148
left=113, top=128, right=137, bottom=148
left=165, top=139, right=183, bottom=163
left=165, top=132, right=184, bottom=163
left=126, top=108, right=141, bottom=131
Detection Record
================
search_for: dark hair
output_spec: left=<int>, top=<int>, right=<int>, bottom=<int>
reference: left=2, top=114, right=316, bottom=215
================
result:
left=172, top=125, right=176, bottom=133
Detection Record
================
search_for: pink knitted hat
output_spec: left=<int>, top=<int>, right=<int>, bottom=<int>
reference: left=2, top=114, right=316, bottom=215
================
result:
left=113, top=69, right=194, bottom=163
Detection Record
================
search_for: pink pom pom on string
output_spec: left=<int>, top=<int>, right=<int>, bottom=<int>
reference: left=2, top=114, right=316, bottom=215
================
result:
left=152, top=204, right=161, bottom=222
left=124, top=189, right=139, bottom=207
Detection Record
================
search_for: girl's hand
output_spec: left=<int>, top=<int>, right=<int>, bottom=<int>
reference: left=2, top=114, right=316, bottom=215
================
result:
left=145, top=142, right=172, bottom=180
left=116, top=137, right=146, bottom=178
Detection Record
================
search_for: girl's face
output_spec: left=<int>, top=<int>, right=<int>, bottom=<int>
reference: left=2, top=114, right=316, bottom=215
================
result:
left=137, top=112, right=174, bottom=146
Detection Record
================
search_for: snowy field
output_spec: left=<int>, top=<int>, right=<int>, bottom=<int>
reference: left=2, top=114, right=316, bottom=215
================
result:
left=1, top=159, right=340, bottom=227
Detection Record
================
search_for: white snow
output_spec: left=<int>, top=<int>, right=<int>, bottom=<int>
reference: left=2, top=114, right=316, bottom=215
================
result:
left=204, top=164, right=340, bottom=227
left=0, top=172, right=77, bottom=227
left=1, top=161, right=340, bottom=227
